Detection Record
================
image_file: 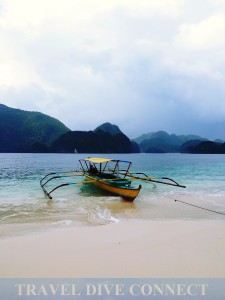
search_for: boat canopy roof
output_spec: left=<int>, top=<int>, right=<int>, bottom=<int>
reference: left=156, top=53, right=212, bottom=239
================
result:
left=83, top=157, right=132, bottom=164
left=84, top=157, right=112, bottom=164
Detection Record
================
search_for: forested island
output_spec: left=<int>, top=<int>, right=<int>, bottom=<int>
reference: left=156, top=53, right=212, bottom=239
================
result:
left=0, top=104, right=224, bottom=154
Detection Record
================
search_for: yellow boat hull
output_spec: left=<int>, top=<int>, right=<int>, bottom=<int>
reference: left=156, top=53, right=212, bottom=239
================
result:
left=84, top=174, right=141, bottom=201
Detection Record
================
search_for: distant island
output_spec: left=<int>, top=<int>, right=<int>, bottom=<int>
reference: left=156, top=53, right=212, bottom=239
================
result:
left=133, top=131, right=225, bottom=154
left=50, top=128, right=139, bottom=153
left=0, top=104, right=69, bottom=152
left=0, top=104, right=224, bottom=154
left=0, top=105, right=138, bottom=153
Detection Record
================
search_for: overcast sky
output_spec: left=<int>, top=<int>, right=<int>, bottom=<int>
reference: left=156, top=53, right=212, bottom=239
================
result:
left=1, top=0, right=225, bottom=139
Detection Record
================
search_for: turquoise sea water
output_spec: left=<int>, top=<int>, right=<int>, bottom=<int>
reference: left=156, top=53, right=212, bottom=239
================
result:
left=0, top=153, right=225, bottom=237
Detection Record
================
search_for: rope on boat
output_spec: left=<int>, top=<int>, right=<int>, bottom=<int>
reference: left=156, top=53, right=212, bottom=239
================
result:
left=174, top=199, right=225, bottom=217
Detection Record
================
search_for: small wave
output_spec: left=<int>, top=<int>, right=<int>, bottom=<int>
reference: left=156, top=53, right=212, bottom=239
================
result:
left=124, top=208, right=136, bottom=217
left=0, top=213, right=19, bottom=221
left=110, top=216, right=119, bottom=223
left=64, top=220, right=72, bottom=226
left=87, top=205, right=119, bottom=225
left=76, top=198, right=120, bottom=225
left=53, top=220, right=73, bottom=226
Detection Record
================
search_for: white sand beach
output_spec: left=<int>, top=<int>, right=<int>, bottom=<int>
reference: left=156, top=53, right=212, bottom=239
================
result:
left=0, top=220, right=225, bottom=278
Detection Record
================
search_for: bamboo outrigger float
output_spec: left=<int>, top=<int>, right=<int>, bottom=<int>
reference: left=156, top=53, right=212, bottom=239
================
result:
left=40, top=157, right=186, bottom=201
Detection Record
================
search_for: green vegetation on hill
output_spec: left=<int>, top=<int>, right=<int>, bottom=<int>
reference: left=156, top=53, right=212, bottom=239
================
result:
left=134, top=131, right=206, bottom=153
left=182, top=141, right=225, bottom=154
left=1, top=104, right=224, bottom=154
left=0, top=104, right=70, bottom=152
left=50, top=130, right=139, bottom=153
left=94, top=122, right=122, bottom=135
left=134, top=130, right=225, bottom=154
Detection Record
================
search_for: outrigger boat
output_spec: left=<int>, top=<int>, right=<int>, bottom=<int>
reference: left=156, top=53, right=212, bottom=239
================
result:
left=40, top=157, right=186, bottom=201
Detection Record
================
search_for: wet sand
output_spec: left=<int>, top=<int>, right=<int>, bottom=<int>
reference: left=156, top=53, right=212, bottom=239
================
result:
left=0, top=220, right=225, bottom=278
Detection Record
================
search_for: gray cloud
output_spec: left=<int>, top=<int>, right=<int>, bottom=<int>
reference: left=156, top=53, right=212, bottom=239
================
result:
left=0, top=0, right=225, bottom=139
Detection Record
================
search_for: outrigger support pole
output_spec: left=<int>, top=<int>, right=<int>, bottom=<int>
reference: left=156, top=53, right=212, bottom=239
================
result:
left=40, top=169, right=82, bottom=183
left=121, top=172, right=186, bottom=189
left=44, top=183, right=70, bottom=199
left=42, top=179, right=98, bottom=199
left=40, top=169, right=83, bottom=199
